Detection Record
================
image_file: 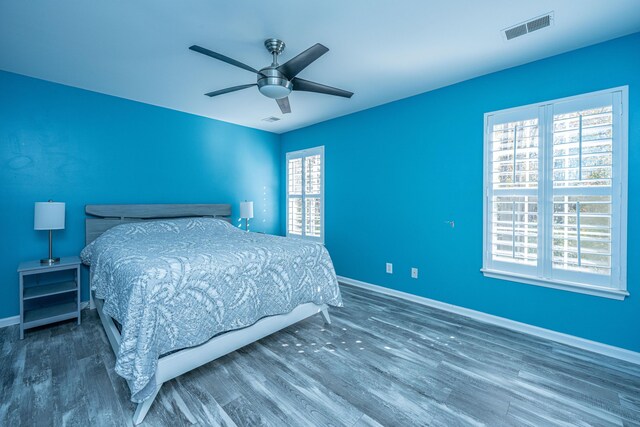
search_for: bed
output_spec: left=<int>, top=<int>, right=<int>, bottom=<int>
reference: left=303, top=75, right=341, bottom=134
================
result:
left=81, top=204, right=342, bottom=424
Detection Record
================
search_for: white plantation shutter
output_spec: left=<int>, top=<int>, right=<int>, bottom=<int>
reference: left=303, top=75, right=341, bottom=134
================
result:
left=287, top=158, right=303, bottom=235
left=487, top=110, right=540, bottom=276
left=304, top=154, right=322, bottom=238
left=483, top=88, right=628, bottom=299
left=286, top=146, right=324, bottom=242
left=549, top=93, right=622, bottom=287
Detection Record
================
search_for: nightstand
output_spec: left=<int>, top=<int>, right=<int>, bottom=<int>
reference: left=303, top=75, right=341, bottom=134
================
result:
left=18, top=256, right=81, bottom=339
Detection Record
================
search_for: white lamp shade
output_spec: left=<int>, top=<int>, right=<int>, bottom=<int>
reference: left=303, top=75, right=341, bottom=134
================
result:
left=240, top=201, right=254, bottom=219
left=34, top=202, right=65, bottom=230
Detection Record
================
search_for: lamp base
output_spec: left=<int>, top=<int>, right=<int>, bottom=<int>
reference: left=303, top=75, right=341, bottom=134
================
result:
left=40, top=257, right=60, bottom=265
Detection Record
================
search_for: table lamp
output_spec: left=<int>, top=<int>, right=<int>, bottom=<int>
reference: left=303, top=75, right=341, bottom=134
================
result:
left=34, top=201, right=65, bottom=264
left=240, top=201, right=254, bottom=231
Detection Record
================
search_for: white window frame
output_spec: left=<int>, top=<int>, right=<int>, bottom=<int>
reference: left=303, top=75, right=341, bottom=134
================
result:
left=482, top=87, right=628, bottom=300
left=286, top=146, right=325, bottom=243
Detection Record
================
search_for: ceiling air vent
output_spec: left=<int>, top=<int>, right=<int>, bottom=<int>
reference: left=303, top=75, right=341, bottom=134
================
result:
left=505, top=24, right=527, bottom=40
left=262, top=116, right=281, bottom=122
left=527, top=14, right=551, bottom=33
left=503, top=12, right=553, bottom=40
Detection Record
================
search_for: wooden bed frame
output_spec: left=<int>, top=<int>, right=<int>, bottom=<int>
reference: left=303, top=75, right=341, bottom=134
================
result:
left=84, top=204, right=331, bottom=425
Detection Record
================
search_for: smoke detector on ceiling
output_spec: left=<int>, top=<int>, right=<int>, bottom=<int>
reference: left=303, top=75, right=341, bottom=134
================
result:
left=503, top=12, right=554, bottom=41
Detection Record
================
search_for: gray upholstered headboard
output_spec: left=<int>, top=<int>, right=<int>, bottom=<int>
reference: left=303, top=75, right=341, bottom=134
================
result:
left=84, top=204, right=232, bottom=245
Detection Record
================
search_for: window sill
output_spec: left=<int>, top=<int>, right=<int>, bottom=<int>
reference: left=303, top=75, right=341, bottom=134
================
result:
left=480, top=269, right=629, bottom=300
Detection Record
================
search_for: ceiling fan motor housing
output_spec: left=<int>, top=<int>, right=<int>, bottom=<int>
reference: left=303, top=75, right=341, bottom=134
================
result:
left=257, top=67, right=292, bottom=99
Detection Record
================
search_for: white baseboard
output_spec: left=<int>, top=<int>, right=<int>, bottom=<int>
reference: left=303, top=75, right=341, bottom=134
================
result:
left=0, top=301, right=91, bottom=328
left=0, top=315, right=20, bottom=328
left=337, top=275, right=640, bottom=366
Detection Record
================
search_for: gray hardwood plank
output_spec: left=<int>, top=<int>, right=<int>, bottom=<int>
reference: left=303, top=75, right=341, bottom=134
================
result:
left=79, top=353, right=128, bottom=426
left=2, top=283, right=640, bottom=426
left=184, top=362, right=242, bottom=408
left=174, top=376, right=238, bottom=427
left=271, top=328, right=445, bottom=426
left=250, top=342, right=365, bottom=426
left=235, top=344, right=360, bottom=427
left=50, top=324, right=88, bottom=426
left=224, top=395, right=269, bottom=427
left=18, top=328, right=53, bottom=427
left=351, top=414, right=385, bottom=427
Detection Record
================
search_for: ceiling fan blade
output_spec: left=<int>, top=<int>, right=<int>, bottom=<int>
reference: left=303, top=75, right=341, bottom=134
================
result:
left=277, top=43, right=329, bottom=79
left=189, top=45, right=259, bottom=74
left=292, top=78, right=353, bottom=98
left=276, top=97, right=291, bottom=114
left=205, top=84, right=256, bottom=97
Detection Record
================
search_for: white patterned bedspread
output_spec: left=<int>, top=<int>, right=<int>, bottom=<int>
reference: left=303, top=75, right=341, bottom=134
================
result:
left=80, top=218, right=342, bottom=402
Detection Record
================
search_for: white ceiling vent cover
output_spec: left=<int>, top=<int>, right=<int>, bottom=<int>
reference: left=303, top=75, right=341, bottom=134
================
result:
left=503, top=12, right=554, bottom=40
left=261, top=116, right=281, bottom=122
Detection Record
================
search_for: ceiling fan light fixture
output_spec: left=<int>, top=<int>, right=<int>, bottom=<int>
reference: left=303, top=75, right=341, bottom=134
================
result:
left=258, top=79, right=292, bottom=99
left=257, top=67, right=292, bottom=99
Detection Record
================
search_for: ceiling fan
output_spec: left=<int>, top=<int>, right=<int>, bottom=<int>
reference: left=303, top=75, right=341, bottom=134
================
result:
left=189, top=39, right=353, bottom=114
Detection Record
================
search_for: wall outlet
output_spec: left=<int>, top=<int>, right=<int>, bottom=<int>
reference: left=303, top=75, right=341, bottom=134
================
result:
left=411, top=268, right=418, bottom=279
left=386, top=263, right=393, bottom=274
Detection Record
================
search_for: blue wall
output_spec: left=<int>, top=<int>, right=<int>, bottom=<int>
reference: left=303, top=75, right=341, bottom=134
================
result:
left=2, top=33, right=639, bottom=352
left=280, top=33, right=640, bottom=352
left=0, top=70, right=280, bottom=319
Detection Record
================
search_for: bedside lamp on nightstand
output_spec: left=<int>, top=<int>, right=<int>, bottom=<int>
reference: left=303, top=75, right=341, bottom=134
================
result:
left=240, top=201, right=254, bottom=231
left=34, top=200, right=65, bottom=265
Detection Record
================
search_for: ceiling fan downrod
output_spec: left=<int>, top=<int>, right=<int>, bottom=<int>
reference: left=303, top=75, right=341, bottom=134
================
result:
left=264, top=38, right=286, bottom=66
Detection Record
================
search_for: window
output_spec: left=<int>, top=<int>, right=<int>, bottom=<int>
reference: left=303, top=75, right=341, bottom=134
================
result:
left=482, top=87, right=628, bottom=300
left=286, top=146, right=324, bottom=243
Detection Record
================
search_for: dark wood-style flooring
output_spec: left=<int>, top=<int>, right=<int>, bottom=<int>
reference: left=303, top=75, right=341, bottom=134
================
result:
left=2, top=283, right=640, bottom=426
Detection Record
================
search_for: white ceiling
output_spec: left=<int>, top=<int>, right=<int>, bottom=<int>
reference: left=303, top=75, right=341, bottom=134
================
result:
left=1, top=1, right=639, bottom=134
